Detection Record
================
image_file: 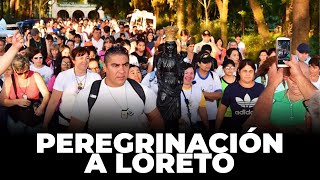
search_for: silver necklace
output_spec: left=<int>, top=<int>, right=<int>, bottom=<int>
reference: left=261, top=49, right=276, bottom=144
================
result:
left=74, top=69, right=87, bottom=92
left=106, top=83, right=133, bottom=119
left=287, top=91, right=304, bottom=120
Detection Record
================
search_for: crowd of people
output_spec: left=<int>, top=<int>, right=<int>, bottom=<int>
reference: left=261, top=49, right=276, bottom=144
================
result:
left=0, top=16, right=319, bottom=135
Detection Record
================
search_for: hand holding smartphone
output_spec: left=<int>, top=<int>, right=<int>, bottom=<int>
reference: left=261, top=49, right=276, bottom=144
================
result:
left=276, top=37, right=291, bottom=67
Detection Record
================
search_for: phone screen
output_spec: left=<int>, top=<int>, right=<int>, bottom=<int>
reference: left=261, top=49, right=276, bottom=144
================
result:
left=276, top=39, right=291, bottom=65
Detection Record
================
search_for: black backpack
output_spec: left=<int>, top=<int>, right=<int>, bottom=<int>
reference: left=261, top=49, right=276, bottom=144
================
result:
left=87, top=78, right=146, bottom=114
left=83, top=78, right=146, bottom=132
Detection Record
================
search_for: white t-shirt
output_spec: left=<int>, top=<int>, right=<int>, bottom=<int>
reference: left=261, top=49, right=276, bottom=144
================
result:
left=193, top=69, right=222, bottom=120
left=30, top=64, right=53, bottom=85
left=92, top=38, right=104, bottom=52
left=193, top=41, right=217, bottom=57
left=180, top=86, right=203, bottom=124
left=238, top=41, right=245, bottom=59
left=54, top=68, right=101, bottom=126
left=129, top=55, right=139, bottom=66
left=311, top=76, right=320, bottom=89
left=71, top=80, right=157, bottom=132
left=141, top=72, right=158, bottom=95
left=216, top=66, right=237, bottom=78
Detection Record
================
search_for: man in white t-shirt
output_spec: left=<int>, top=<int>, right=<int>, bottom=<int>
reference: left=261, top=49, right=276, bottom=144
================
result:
left=235, top=34, right=245, bottom=59
left=91, top=28, right=104, bottom=52
left=192, top=52, right=222, bottom=130
left=69, top=46, right=164, bottom=132
left=194, top=30, right=219, bottom=57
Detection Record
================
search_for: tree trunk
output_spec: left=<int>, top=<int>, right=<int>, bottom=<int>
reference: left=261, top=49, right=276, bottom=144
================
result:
left=1, top=0, right=3, bottom=16
left=187, top=0, right=193, bottom=29
left=248, top=0, right=270, bottom=41
left=198, top=0, right=211, bottom=28
left=284, top=0, right=293, bottom=37
left=215, top=0, right=228, bottom=48
left=14, top=0, right=19, bottom=19
left=154, top=6, right=159, bottom=21
left=9, top=0, right=15, bottom=17
left=29, top=0, right=32, bottom=18
left=292, top=0, right=310, bottom=51
left=177, top=0, right=185, bottom=33
left=204, top=2, right=208, bottom=28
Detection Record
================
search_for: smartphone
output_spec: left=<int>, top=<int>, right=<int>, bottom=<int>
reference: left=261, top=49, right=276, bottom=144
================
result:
left=276, top=37, right=291, bottom=67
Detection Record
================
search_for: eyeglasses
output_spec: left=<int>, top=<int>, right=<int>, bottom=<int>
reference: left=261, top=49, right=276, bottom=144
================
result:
left=15, top=70, right=29, bottom=76
left=224, top=66, right=235, bottom=70
left=33, top=56, right=43, bottom=60
left=62, top=62, right=72, bottom=66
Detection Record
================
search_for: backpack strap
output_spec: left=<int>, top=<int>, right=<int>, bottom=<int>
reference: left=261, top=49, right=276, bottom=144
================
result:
left=209, top=71, right=214, bottom=79
left=87, top=80, right=102, bottom=113
left=11, top=74, right=18, bottom=99
left=127, top=78, right=146, bottom=105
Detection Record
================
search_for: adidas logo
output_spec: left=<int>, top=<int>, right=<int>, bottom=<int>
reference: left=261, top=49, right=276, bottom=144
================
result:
left=235, top=109, right=253, bottom=115
left=235, top=93, right=258, bottom=108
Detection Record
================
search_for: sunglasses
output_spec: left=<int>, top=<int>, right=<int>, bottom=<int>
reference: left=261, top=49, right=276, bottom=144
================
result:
left=16, top=70, right=29, bottom=76
left=62, top=62, right=72, bottom=66
left=33, top=56, right=43, bottom=60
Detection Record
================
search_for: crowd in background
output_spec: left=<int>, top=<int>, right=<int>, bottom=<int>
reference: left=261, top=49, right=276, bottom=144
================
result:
left=0, top=16, right=319, bottom=135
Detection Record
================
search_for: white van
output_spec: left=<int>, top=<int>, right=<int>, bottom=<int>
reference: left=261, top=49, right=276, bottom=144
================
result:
left=126, top=9, right=156, bottom=31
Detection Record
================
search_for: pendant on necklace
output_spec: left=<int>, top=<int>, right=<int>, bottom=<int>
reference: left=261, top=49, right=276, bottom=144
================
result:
left=78, top=83, right=83, bottom=90
left=22, top=94, right=27, bottom=100
left=128, top=109, right=134, bottom=116
left=121, top=109, right=128, bottom=119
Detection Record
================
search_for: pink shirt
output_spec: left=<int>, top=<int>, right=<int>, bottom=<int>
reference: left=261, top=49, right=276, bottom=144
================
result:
left=47, top=75, right=56, bottom=92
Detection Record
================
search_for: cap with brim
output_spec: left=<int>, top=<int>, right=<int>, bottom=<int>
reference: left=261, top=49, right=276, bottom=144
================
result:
left=297, top=43, right=310, bottom=53
left=30, top=28, right=40, bottom=36
left=199, top=53, right=213, bottom=63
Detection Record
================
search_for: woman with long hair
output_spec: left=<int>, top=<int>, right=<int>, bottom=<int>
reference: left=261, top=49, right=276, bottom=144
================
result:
left=47, top=56, right=73, bottom=93
left=214, top=37, right=227, bottom=66
left=216, top=59, right=264, bottom=132
left=216, top=48, right=241, bottom=77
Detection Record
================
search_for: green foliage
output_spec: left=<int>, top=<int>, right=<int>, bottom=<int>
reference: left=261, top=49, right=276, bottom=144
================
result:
left=195, top=19, right=221, bottom=42
left=310, top=35, right=320, bottom=56
left=241, top=33, right=278, bottom=62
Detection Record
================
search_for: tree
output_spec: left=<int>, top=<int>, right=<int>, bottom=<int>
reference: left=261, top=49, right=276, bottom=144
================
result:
left=151, top=0, right=166, bottom=20
left=292, top=0, right=310, bottom=51
left=215, top=0, right=228, bottom=48
left=187, top=0, right=193, bottom=28
left=283, top=0, right=293, bottom=37
left=176, top=0, right=185, bottom=33
left=29, top=0, right=33, bottom=18
left=10, top=0, right=15, bottom=17
left=248, top=0, right=270, bottom=41
left=198, top=0, right=211, bottom=28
